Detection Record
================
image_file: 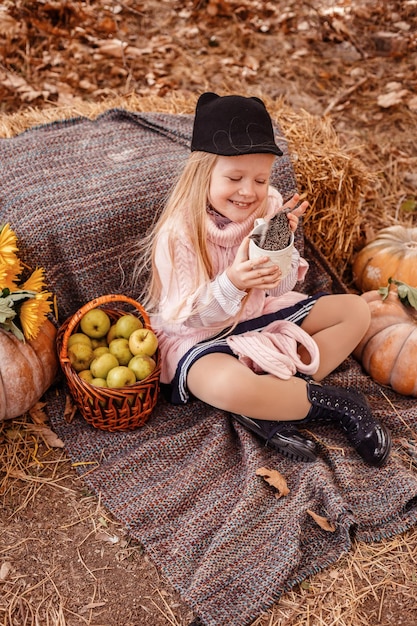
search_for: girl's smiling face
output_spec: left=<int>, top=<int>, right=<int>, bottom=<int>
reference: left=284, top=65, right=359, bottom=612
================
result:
left=208, top=153, right=275, bottom=223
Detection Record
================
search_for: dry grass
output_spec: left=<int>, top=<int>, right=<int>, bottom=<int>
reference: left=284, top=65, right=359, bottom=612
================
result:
left=1, top=414, right=190, bottom=626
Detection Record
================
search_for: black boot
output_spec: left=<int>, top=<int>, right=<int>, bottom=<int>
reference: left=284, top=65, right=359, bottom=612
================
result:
left=231, top=414, right=317, bottom=463
left=304, top=382, right=391, bottom=466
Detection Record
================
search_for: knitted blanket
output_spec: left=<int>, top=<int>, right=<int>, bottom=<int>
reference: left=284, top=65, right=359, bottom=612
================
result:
left=1, top=110, right=417, bottom=626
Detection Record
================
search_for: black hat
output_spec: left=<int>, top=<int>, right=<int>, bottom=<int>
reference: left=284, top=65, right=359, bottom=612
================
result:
left=191, top=92, right=283, bottom=157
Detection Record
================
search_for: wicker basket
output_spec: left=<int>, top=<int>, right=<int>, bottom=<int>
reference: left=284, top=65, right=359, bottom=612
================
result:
left=57, top=294, right=160, bottom=431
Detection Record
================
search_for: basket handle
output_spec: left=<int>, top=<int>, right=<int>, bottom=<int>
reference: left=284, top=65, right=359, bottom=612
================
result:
left=60, top=294, right=152, bottom=358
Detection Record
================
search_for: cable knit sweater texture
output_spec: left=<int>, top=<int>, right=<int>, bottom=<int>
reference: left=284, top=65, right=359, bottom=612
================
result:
left=151, top=187, right=310, bottom=383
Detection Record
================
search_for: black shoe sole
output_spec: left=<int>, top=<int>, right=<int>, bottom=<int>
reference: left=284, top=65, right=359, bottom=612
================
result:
left=231, top=414, right=317, bottom=463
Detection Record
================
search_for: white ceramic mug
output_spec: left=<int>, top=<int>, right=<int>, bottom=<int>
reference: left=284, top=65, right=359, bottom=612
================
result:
left=248, top=218, right=294, bottom=278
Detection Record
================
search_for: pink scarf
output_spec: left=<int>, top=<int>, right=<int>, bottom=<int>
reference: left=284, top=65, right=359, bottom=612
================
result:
left=226, top=320, right=319, bottom=379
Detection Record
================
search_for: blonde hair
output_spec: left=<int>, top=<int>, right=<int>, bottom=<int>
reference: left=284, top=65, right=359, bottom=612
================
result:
left=134, top=151, right=219, bottom=312
left=133, top=150, right=270, bottom=326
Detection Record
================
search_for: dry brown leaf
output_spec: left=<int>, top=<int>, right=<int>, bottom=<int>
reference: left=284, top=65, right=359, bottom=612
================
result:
left=0, top=70, right=47, bottom=102
left=256, top=467, right=290, bottom=499
left=377, top=89, right=408, bottom=108
left=27, top=424, right=65, bottom=448
left=408, top=95, right=417, bottom=112
left=29, top=401, right=48, bottom=424
left=64, top=394, right=77, bottom=423
left=28, top=402, right=64, bottom=448
left=307, top=509, right=336, bottom=532
left=95, top=38, right=128, bottom=58
left=0, top=561, right=12, bottom=581
left=0, top=8, right=21, bottom=37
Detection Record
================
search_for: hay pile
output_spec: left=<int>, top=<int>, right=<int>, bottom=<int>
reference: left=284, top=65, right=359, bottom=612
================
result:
left=0, top=91, right=373, bottom=279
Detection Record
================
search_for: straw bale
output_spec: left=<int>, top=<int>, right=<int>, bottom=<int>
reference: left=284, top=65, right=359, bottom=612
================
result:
left=0, top=91, right=374, bottom=277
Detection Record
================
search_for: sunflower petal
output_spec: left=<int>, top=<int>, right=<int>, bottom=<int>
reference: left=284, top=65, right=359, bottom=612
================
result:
left=20, top=292, right=53, bottom=340
left=0, top=223, right=19, bottom=265
left=21, top=267, right=47, bottom=292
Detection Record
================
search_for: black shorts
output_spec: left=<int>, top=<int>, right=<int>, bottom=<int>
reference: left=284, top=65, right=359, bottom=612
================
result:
left=163, top=293, right=326, bottom=405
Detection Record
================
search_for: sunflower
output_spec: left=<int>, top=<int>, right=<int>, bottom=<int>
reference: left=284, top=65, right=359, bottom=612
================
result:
left=19, top=292, right=53, bottom=341
left=0, top=223, right=19, bottom=266
left=21, top=267, right=48, bottom=292
left=1, top=257, right=24, bottom=291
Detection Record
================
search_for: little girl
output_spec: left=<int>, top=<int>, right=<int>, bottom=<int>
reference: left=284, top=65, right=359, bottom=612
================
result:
left=135, top=92, right=391, bottom=466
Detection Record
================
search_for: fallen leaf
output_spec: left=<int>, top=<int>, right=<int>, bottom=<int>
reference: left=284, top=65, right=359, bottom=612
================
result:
left=307, top=509, right=336, bottom=532
left=29, top=402, right=48, bottom=424
left=0, top=70, right=47, bottom=102
left=408, top=95, right=417, bottom=112
left=377, top=89, right=408, bottom=108
left=256, top=467, right=290, bottom=499
left=0, top=561, right=12, bottom=581
left=27, top=424, right=64, bottom=448
left=0, top=9, right=21, bottom=37
left=28, top=402, right=65, bottom=448
left=64, top=394, right=77, bottom=423
left=400, top=198, right=417, bottom=213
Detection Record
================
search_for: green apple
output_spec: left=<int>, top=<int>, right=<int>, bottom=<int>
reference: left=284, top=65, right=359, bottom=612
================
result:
left=68, top=332, right=92, bottom=349
left=91, top=337, right=108, bottom=349
left=109, top=337, right=133, bottom=366
left=106, top=323, right=118, bottom=344
left=115, top=314, right=143, bottom=339
left=128, top=328, right=158, bottom=357
left=106, top=365, right=136, bottom=388
left=90, top=353, right=119, bottom=379
left=68, top=343, right=94, bottom=372
left=128, top=354, right=156, bottom=381
left=91, top=377, right=108, bottom=388
left=78, top=369, right=94, bottom=384
left=93, top=346, right=110, bottom=358
left=80, top=308, right=111, bottom=339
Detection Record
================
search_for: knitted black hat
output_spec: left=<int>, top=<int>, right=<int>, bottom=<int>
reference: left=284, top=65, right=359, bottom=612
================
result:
left=191, top=92, right=283, bottom=157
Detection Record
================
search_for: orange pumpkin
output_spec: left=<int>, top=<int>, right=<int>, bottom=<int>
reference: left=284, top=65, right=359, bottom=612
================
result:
left=353, top=288, right=417, bottom=396
left=0, top=319, right=58, bottom=421
left=352, top=225, right=417, bottom=291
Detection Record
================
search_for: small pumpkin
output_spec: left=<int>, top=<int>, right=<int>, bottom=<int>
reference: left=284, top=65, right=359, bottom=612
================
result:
left=352, top=225, right=417, bottom=292
left=353, top=283, right=417, bottom=396
left=0, top=319, right=58, bottom=421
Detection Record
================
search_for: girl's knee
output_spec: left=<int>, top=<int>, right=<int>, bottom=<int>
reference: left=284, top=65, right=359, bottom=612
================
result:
left=187, top=355, right=244, bottom=410
left=347, top=293, right=371, bottom=330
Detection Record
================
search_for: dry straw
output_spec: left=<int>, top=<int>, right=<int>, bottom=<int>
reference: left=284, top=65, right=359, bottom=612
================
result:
left=0, top=91, right=374, bottom=278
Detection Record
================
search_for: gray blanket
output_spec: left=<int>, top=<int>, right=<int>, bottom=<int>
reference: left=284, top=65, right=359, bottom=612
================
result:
left=1, top=110, right=417, bottom=626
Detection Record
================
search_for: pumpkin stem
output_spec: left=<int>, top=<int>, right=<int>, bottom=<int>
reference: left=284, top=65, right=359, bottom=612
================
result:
left=379, top=278, right=417, bottom=313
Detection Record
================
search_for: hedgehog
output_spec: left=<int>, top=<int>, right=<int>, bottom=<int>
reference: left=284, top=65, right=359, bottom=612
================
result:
left=250, top=211, right=292, bottom=251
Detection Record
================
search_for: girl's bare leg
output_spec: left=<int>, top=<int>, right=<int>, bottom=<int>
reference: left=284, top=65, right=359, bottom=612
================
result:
left=299, top=294, right=370, bottom=380
left=187, top=294, right=370, bottom=421
left=187, top=353, right=311, bottom=421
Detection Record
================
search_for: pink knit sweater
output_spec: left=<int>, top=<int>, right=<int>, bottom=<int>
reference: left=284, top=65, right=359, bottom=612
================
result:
left=151, top=188, right=310, bottom=383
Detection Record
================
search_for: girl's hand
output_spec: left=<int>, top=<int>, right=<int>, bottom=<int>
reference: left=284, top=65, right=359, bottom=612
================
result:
left=226, top=237, right=282, bottom=292
left=283, top=193, right=309, bottom=233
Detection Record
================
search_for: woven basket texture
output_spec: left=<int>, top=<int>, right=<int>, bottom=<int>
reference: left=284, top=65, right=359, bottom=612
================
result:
left=1, top=108, right=417, bottom=626
left=57, top=294, right=160, bottom=431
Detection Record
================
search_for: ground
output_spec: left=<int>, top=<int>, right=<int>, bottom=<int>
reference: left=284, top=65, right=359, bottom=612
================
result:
left=1, top=1, right=417, bottom=625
